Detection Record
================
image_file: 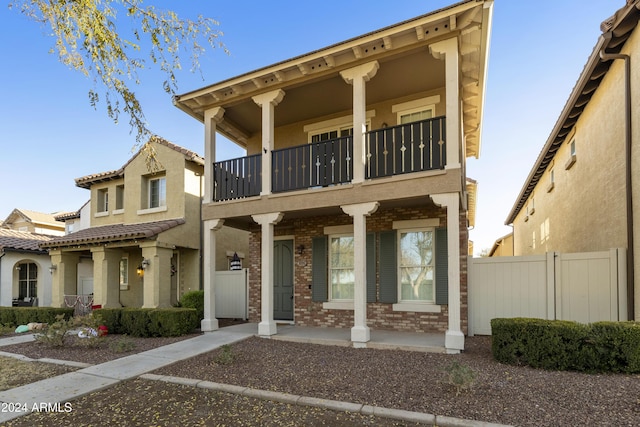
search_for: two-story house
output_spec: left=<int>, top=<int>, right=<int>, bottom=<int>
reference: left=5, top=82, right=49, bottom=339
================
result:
left=174, top=0, right=493, bottom=352
left=504, top=1, right=640, bottom=320
left=42, top=136, right=249, bottom=310
left=2, top=209, right=65, bottom=236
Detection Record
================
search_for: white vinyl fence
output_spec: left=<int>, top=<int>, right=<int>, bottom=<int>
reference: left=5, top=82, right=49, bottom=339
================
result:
left=468, top=249, right=627, bottom=335
left=215, top=269, right=249, bottom=320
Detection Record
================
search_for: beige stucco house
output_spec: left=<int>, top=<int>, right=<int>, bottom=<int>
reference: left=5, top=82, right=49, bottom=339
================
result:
left=41, top=137, right=248, bottom=309
left=2, top=209, right=65, bottom=236
left=174, top=0, right=493, bottom=352
left=505, top=1, right=640, bottom=320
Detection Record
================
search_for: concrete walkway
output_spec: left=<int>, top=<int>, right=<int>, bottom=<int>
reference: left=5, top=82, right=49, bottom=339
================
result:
left=0, top=325, right=509, bottom=426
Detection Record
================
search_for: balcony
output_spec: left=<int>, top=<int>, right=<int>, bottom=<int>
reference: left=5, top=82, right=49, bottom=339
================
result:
left=212, top=116, right=446, bottom=202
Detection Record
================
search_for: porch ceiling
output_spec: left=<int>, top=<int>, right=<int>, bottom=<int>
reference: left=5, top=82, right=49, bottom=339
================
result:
left=174, top=0, right=492, bottom=158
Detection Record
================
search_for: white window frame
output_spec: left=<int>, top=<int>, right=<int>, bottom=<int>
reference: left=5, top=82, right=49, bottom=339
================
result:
left=119, top=257, right=129, bottom=290
left=139, top=175, right=168, bottom=215
left=96, top=188, right=109, bottom=215
left=149, top=176, right=166, bottom=209
left=396, top=227, right=436, bottom=304
left=303, top=112, right=375, bottom=143
left=328, top=233, right=355, bottom=303
left=392, top=95, right=439, bottom=125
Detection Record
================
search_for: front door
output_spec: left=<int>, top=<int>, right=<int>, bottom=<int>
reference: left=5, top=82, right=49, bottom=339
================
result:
left=273, top=240, right=294, bottom=320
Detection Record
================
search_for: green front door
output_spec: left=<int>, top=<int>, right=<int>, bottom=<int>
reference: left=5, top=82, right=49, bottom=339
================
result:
left=274, top=240, right=294, bottom=320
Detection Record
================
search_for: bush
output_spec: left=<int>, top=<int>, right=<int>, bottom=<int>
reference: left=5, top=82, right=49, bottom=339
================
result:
left=94, top=307, right=198, bottom=337
left=0, top=307, right=74, bottom=326
left=491, top=318, right=640, bottom=373
left=179, top=290, right=204, bottom=321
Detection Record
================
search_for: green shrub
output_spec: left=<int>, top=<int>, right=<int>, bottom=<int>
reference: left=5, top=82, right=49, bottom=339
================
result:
left=94, top=308, right=123, bottom=334
left=3, top=307, right=74, bottom=326
left=179, top=290, right=204, bottom=322
left=148, top=308, right=199, bottom=337
left=120, top=308, right=153, bottom=337
left=443, top=361, right=476, bottom=395
left=491, top=318, right=640, bottom=373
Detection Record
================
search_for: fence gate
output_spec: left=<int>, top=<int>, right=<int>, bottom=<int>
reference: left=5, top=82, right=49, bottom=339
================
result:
left=214, top=269, right=248, bottom=320
left=468, top=249, right=627, bottom=335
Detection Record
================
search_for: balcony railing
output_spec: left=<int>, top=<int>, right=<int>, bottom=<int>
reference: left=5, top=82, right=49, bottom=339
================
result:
left=212, top=116, right=446, bottom=201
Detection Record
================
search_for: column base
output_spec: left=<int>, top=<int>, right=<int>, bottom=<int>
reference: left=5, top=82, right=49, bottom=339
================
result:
left=445, top=329, right=465, bottom=354
left=201, top=318, right=219, bottom=332
left=258, top=321, right=277, bottom=336
left=351, top=325, right=370, bottom=344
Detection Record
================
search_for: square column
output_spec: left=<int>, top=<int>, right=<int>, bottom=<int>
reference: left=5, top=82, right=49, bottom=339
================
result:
left=429, top=38, right=460, bottom=169
left=49, top=251, right=79, bottom=308
left=341, top=61, right=379, bottom=184
left=203, top=107, right=225, bottom=203
left=252, top=90, right=285, bottom=196
left=202, top=219, right=224, bottom=331
left=341, top=202, right=379, bottom=346
left=252, top=212, right=284, bottom=336
left=431, top=193, right=464, bottom=353
left=91, top=247, right=122, bottom=308
left=141, top=244, right=174, bottom=308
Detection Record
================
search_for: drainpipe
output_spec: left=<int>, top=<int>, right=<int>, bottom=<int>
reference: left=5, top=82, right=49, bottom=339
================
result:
left=0, top=251, right=5, bottom=303
left=599, top=48, right=634, bottom=320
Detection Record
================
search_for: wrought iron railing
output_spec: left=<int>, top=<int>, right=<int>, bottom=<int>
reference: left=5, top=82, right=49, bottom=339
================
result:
left=211, top=117, right=446, bottom=200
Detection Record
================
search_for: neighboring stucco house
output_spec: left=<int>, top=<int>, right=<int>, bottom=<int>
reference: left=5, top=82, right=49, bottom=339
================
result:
left=0, top=229, right=54, bottom=307
left=504, top=1, right=640, bottom=320
left=174, top=0, right=493, bottom=352
left=488, top=233, right=513, bottom=257
left=41, top=136, right=249, bottom=309
left=2, top=209, right=65, bottom=236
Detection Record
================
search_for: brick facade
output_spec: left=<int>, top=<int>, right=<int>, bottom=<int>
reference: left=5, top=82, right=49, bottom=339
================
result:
left=248, top=204, right=469, bottom=334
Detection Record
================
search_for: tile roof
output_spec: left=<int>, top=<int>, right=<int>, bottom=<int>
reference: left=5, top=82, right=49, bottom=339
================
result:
left=2, top=209, right=65, bottom=228
left=75, top=136, right=204, bottom=189
left=40, top=218, right=185, bottom=249
left=0, top=229, right=52, bottom=253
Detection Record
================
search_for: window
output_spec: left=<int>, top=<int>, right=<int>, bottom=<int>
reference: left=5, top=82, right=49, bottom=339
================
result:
left=392, top=95, right=439, bottom=125
left=329, top=235, right=354, bottom=300
left=398, top=230, right=435, bottom=303
left=566, top=138, right=577, bottom=169
left=97, top=189, right=109, bottom=213
left=119, top=258, right=129, bottom=290
left=149, top=176, right=166, bottom=208
left=115, top=185, right=125, bottom=210
left=399, top=108, right=434, bottom=124
left=547, top=167, right=555, bottom=192
left=570, top=139, right=576, bottom=156
left=17, top=263, right=37, bottom=300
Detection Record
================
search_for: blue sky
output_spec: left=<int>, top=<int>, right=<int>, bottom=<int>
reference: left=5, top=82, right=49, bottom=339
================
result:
left=0, top=1, right=623, bottom=254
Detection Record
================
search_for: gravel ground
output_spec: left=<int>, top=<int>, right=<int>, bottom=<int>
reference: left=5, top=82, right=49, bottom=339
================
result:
left=1, top=329, right=639, bottom=426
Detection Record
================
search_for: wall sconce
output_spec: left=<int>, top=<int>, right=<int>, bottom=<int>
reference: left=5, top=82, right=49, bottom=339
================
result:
left=15, top=266, right=21, bottom=271
left=230, top=252, right=242, bottom=271
left=136, top=265, right=144, bottom=277
left=141, top=259, right=150, bottom=269
left=296, top=244, right=305, bottom=255
left=49, top=265, right=57, bottom=274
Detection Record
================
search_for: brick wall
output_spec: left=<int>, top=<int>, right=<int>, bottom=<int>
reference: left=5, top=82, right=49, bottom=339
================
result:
left=248, top=204, right=469, bottom=334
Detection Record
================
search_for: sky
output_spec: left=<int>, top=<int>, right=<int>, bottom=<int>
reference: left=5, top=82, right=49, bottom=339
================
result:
left=0, top=0, right=625, bottom=254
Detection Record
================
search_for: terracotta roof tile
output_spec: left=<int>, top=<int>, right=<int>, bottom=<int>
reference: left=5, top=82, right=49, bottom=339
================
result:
left=40, top=218, right=186, bottom=249
left=0, top=229, right=52, bottom=253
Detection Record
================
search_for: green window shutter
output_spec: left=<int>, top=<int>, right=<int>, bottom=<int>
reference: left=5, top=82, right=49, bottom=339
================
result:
left=378, top=230, right=397, bottom=304
left=435, top=227, right=448, bottom=305
left=312, top=236, right=328, bottom=302
left=366, top=232, right=376, bottom=303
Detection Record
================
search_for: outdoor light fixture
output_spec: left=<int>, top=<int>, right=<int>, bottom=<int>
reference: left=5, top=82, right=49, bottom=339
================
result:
left=136, top=265, right=144, bottom=277
left=296, top=244, right=305, bottom=255
left=230, top=252, right=242, bottom=271
left=49, top=265, right=57, bottom=274
left=141, top=259, right=150, bottom=269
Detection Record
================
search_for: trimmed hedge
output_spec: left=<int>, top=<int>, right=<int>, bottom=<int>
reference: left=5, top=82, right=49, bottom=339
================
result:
left=178, top=290, right=204, bottom=321
left=94, top=307, right=198, bottom=337
left=491, top=318, right=640, bottom=373
left=0, top=307, right=74, bottom=326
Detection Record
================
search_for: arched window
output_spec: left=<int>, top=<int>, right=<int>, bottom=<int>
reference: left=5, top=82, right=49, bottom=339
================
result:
left=17, top=263, right=37, bottom=299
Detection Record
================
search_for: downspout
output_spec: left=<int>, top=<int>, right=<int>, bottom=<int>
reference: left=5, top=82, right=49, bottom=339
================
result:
left=0, top=251, right=5, bottom=303
left=599, top=48, right=634, bottom=320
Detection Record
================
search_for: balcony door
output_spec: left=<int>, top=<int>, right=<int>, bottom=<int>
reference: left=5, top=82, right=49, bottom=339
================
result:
left=273, top=240, right=294, bottom=320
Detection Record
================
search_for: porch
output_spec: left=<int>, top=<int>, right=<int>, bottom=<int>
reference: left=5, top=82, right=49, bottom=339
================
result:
left=220, top=322, right=446, bottom=353
left=212, top=116, right=446, bottom=201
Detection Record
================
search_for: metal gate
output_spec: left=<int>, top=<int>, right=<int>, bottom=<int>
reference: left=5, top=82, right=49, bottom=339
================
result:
left=468, top=249, right=627, bottom=335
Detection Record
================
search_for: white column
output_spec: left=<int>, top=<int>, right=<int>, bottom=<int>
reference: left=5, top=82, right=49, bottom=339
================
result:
left=341, top=202, right=379, bottom=346
left=431, top=192, right=464, bottom=353
left=203, top=107, right=225, bottom=204
left=202, top=219, right=224, bottom=331
left=252, top=90, right=285, bottom=196
left=340, top=61, right=379, bottom=184
left=252, top=212, right=284, bottom=336
left=429, top=39, right=460, bottom=169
